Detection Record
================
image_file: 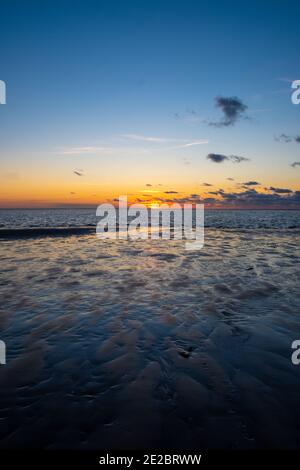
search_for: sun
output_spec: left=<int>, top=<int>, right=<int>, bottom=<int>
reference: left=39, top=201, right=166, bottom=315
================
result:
left=149, top=201, right=160, bottom=209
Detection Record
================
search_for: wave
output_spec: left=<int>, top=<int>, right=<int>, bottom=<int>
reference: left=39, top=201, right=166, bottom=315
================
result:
left=0, top=226, right=95, bottom=239
left=1, top=225, right=300, bottom=239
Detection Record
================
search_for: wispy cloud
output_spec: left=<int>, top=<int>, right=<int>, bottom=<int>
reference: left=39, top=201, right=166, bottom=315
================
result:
left=230, top=155, right=250, bottom=163
left=277, top=77, right=296, bottom=84
left=58, top=146, right=114, bottom=155
left=121, top=134, right=168, bottom=143
left=175, top=140, right=208, bottom=148
left=58, top=135, right=209, bottom=156
left=275, top=134, right=300, bottom=144
left=121, top=133, right=208, bottom=147
left=174, top=109, right=203, bottom=123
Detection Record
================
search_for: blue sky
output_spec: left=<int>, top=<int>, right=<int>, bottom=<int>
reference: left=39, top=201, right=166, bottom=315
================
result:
left=0, top=0, right=300, bottom=207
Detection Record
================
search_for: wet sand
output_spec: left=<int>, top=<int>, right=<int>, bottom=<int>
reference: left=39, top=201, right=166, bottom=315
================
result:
left=0, top=229, right=300, bottom=449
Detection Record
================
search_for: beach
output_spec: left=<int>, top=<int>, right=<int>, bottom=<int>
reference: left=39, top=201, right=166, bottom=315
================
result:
left=0, top=210, right=299, bottom=449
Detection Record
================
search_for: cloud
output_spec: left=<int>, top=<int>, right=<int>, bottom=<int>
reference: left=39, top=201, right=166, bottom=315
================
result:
left=164, top=191, right=179, bottom=194
left=207, top=153, right=229, bottom=163
left=202, top=182, right=212, bottom=186
left=212, top=189, right=225, bottom=195
left=210, top=96, right=248, bottom=127
left=207, top=153, right=250, bottom=164
left=121, top=134, right=208, bottom=148
left=227, top=177, right=235, bottom=181
left=217, top=188, right=300, bottom=207
left=121, top=134, right=168, bottom=143
left=208, top=190, right=223, bottom=195
left=230, top=155, right=250, bottom=163
left=73, top=169, right=84, bottom=176
left=183, top=157, right=191, bottom=165
left=269, top=186, right=293, bottom=194
left=291, top=162, right=300, bottom=168
left=174, top=109, right=202, bottom=123
left=277, top=77, right=295, bottom=84
left=141, top=187, right=300, bottom=208
left=243, top=181, right=260, bottom=186
left=207, top=188, right=300, bottom=208
left=59, top=147, right=109, bottom=155
left=146, top=184, right=152, bottom=187
left=275, top=134, right=300, bottom=143
left=275, top=133, right=292, bottom=143
left=57, top=136, right=209, bottom=159
left=176, top=140, right=209, bottom=148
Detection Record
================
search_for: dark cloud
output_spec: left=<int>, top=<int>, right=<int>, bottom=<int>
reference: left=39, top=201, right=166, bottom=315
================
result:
left=207, top=153, right=250, bottom=164
left=218, top=188, right=300, bottom=208
left=210, top=96, right=248, bottom=127
left=227, top=177, right=235, bottom=181
left=202, top=197, right=217, bottom=204
left=173, top=197, right=203, bottom=204
left=202, top=182, right=212, bottom=186
left=275, top=134, right=300, bottom=143
left=269, top=186, right=293, bottom=194
left=146, top=183, right=152, bottom=187
left=73, top=169, right=83, bottom=176
left=291, top=162, right=300, bottom=168
left=243, top=181, right=260, bottom=186
left=207, top=153, right=229, bottom=163
left=231, top=155, right=250, bottom=163
left=141, top=187, right=300, bottom=208
left=164, top=191, right=179, bottom=194
left=206, top=189, right=225, bottom=197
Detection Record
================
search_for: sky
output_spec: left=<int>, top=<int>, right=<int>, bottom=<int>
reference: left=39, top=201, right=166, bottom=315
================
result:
left=0, top=0, right=300, bottom=208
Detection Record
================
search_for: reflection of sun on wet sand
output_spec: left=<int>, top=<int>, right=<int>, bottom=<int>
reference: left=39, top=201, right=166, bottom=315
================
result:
left=0, top=227, right=300, bottom=448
